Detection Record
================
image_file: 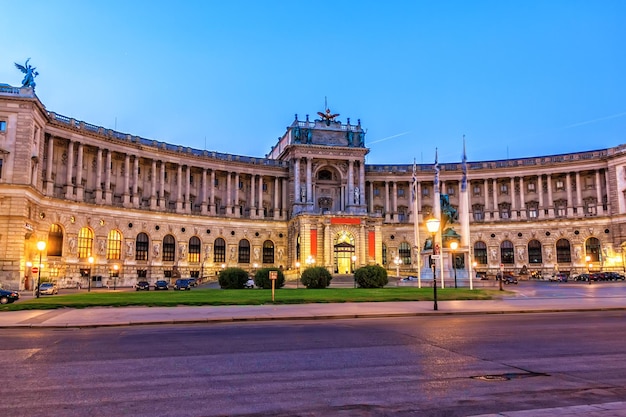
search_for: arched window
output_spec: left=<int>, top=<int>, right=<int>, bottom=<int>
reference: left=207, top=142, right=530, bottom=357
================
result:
left=527, top=239, right=542, bottom=264
left=163, top=235, right=176, bottom=262
left=474, top=241, right=487, bottom=265
left=382, top=243, right=387, bottom=266
left=296, top=234, right=301, bottom=263
left=107, top=230, right=122, bottom=260
left=501, top=240, right=514, bottom=264
left=585, top=237, right=601, bottom=262
left=188, top=236, right=201, bottom=263
left=214, top=238, right=226, bottom=263
left=78, top=227, right=94, bottom=259
left=48, top=224, right=63, bottom=257
left=135, top=233, right=149, bottom=261
left=556, top=239, right=571, bottom=263
left=238, top=239, right=250, bottom=264
left=263, top=240, right=274, bottom=264
left=399, top=242, right=411, bottom=265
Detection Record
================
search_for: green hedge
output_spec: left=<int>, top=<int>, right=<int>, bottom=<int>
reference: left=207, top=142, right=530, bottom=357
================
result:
left=354, top=265, right=388, bottom=288
left=300, top=266, right=333, bottom=289
left=218, top=267, right=250, bottom=289
left=254, top=268, right=286, bottom=289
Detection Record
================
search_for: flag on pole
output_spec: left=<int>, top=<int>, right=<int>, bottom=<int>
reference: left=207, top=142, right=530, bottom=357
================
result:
left=461, top=135, right=467, bottom=192
left=411, top=158, right=417, bottom=202
left=434, top=148, right=440, bottom=189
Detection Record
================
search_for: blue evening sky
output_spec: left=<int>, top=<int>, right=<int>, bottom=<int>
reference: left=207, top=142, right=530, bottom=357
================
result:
left=2, top=0, right=625, bottom=164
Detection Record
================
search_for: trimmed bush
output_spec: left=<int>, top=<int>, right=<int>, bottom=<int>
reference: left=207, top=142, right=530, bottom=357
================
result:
left=218, top=267, right=250, bottom=289
left=254, top=268, right=286, bottom=289
left=300, top=266, right=333, bottom=289
left=354, top=265, right=388, bottom=288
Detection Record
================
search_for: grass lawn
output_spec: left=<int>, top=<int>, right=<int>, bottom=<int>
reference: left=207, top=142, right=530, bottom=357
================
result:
left=1, top=287, right=505, bottom=311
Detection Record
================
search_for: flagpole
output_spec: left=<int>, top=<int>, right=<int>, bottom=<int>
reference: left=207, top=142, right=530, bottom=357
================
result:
left=412, top=159, right=421, bottom=287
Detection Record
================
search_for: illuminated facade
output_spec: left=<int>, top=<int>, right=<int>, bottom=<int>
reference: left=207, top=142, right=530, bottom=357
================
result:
left=1, top=84, right=625, bottom=290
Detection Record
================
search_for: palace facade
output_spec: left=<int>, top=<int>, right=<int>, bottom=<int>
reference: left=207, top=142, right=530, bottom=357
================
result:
left=1, top=84, right=625, bottom=290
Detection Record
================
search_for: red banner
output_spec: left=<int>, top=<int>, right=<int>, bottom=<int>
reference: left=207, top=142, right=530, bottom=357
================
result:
left=330, top=217, right=361, bottom=225
left=310, top=229, right=317, bottom=256
left=368, top=231, right=375, bottom=260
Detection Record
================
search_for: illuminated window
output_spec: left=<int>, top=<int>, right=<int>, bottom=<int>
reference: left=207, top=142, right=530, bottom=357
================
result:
left=78, top=227, right=94, bottom=259
left=107, top=230, right=122, bottom=260
left=188, top=236, right=201, bottom=263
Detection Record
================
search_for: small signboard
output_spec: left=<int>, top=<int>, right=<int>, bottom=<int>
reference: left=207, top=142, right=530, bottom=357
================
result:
left=269, top=271, right=278, bottom=280
left=31, top=267, right=39, bottom=274
left=431, top=255, right=440, bottom=260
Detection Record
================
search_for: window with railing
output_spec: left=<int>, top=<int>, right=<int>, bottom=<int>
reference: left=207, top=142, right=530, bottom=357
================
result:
left=399, top=242, right=411, bottom=265
left=78, top=227, right=94, bottom=259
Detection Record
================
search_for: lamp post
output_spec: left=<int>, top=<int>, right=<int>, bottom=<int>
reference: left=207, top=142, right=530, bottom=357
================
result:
left=393, top=256, right=402, bottom=281
left=112, top=264, right=119, bottom=290
left=450, top=241, right=459, bottom=288
left=295, top=261, right=300, bottom=289
left=426, top=217, right=441, bottom=311
left=352, top=255, right=357, bottom=288
left=35, top=241, right=46, bottom=298
left=88, top=256, right=94, bottom=292
left=586, top=255, right=592, bottom=285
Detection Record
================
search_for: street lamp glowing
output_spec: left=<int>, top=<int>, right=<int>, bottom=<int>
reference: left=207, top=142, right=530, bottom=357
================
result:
left=393, top=256, right=402, bottom=280
left=450, top=241, right=459, bottom=288
left=35, top=241, right=46, bottom=298
left=425, top=217, right=440, bottom=311
left=295, top=261, right=301, bottom=289
left=112, top=264, right=119, bottom=290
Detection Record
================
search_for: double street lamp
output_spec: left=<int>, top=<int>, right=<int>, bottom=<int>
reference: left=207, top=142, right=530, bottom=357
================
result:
left=88, top=256, right=94, bottom=292
left=426, top=217, right=441, bottom=311
left=35, top=241, right=46, bottom=298
left=352, top=255, right=357, bottom=288
left=450, top=241, right=459, bottom=289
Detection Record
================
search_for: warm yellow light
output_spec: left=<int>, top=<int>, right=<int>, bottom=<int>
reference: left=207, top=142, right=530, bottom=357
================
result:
left=585, top=255, right=591, bottom=262
left=426, top=217, right=440, bottom=234
left=450, top=241, right=459, bottom=251
left=113, top=264, right=119, bottom=271
left=295, top=262, right=300, bottom=268
left=37, top=241, right=46, bottom=251
left=351, top=255, right=357, bottom=262
left=88, top=256, right=94, bottom=264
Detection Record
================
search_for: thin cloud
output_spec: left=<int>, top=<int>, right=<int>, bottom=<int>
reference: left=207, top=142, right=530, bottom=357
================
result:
left=368, top=131, right=411, bottom=145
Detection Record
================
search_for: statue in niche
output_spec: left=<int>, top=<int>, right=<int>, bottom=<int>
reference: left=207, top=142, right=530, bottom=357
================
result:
left=68, top=237, right=77, bottom=254
left=15, top=58, right=39, bottom=88
left=126, top=241, right=134, bottom=257
left=545, top=246, right=553, bottom=261
left=490, top=248, right=497, bottom=261
left=278, top=248, right=284, bottom=261
left=354, top=187, right=360, bottom=204
left=179, top=243, right=186, bottom=259
left=254, top=247, right=260, bottom=260
left=300, top=188, right=306, bottom=202
left=517, top=247, right=525, bottom=261
left=153, top=243, right=160, bottom=258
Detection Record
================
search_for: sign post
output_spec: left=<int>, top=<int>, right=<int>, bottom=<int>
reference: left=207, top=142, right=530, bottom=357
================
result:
left=499, top=263, right=504, bottom=291
left=31, top=266, right=39, bottom=275
left=269, top=270, right=278, bottom=302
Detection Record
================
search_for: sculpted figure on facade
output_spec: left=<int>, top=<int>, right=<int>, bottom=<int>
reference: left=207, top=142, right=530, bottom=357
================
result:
left=14, top=58, right=38, bottom=88
left=153, top=242, right=160, bottom=258
left=126, top=241, right=134, bottom=257
left=490, top=248, right=497, bottom=261
left=517, top=246, right=525, bottom=261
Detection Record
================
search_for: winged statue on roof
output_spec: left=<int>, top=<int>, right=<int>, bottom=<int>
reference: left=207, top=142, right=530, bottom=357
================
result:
left=14, top=58, right=39, bottom=88
left=317, top=108, right=340, bottom=126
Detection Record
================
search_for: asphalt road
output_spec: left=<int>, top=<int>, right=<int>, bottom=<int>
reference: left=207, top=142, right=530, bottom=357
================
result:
left=2, top=312, right=626, bottom=417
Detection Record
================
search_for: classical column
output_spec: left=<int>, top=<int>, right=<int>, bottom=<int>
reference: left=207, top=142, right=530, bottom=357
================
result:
left=210, top=169, right=216, bottom=214
left=368, top=181, right=374, bottom=214
left=95, top=148, right=103, bottom=202
left=348, top=159, right=354, bottom=206
left=282, top=177, right=288, bottom=218
left=234, top=173, right=240, bottom=217
left=123, top=154, right=131, bottom=206
left=132, top=156, right=140, bottom=207
left=250, top=174, right=256, bottom=217
left=75, top=143, right=84, bottom=200
left=159, top=162, right=166, bottom=208
left=273, top=177, right=280, bottom=219
left=150, top=160, right=157, bottom=209
left=45, top=136, right=54, bottom=195
left=359, top=161, right=365, bottom=206
left=185, top=166, right=191, bottom=213
left=392, top=181, right=398, bottom=222
left=604, top=168, right=611, bottom=215
left=173, top=164, right=182, bottom=211
left=575, top=172, right=583, bottom=215
left=226, top=170, right=232, bottom=215
left=483, top=179, right=489, bottom=219
left=258, top=175, right=264, bottom=216
left=294, top=158, right=301, bottom=203
left=519, top=176, right=526, bottom=219
left=566, top=172, right=573, bottom=216
left=64, top=140, right=74, bottom=199
left=538, top=175, right=544, bottom=218
left=104, top=150, right=112, bottom=204
left=595, top=170, right=603, bottom=214
left=492, top=179, right=498, bottom=219
left=384, top=181, right=390, bottom=221
left=306, top=157, right=312, bottom=204
left=510, top=177, right=516, bottom=219
left=201, top=168, right=208, bottom=214
left=547, top=174, right=554, bottom=216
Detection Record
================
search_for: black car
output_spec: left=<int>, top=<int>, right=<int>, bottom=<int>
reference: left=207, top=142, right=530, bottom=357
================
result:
left=0, top=288, right=20, bottom=304
left=154, top=280, right=169, bottom=290
left=174, top=279, right=191, bottom=291
left=187, top=278, right=198, bottom=287
left=497, top=273, right=518, bottom=284
left=135, top=281, right=150, bottom=291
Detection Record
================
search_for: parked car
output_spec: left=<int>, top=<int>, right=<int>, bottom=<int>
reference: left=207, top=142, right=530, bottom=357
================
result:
left=573, top=273, right=590, bottom=281
left=154, top=280, right=169, bottom=290
left=38, top=282, right=58, bottom=295
left=604, top=272, right=625, bottom=281
left=135, top=281, right=150, bottom=291
left=187, top=278, right=198, bottom=287
left=174, top=279, right=191, bottom=291
left=549, top=273, right=568, bottom=282
left=0, top=288, right=20, bottom=304
left=502, top=274, right=518, bottom=285
left=399, top=276, right=419, bottom=282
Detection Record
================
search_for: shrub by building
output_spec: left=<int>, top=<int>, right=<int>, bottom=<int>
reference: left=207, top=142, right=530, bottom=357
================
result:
left=300, top=266, right=333, bottom=289
left=218, top=267, right=250, bottom=289
left=354, top=265, right=388, bottom=288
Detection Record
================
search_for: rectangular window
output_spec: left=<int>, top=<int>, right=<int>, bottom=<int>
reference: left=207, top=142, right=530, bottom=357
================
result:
left=422, top=187, right=429, bottom=197
left=500, top=184, right=508, bottom=194
left=555, top=180, right=564, bottom=190
left=374, top=188, right=380, bottom=196
left=473, top=185, right=481, bottom=196
left=214, top=178, right=219, bottom=187
left=398, top=188, right=404, bottom=196
left=528, top=208, right=538, bottom=218
left=239, top=181, right=244, bottom=189
left=190, top=175, right=194, bottom=185
left=0, top=159, right=3, bottom=179
left=0, top=120, right=6, bottom=132
left=473, top=211, right=483, bottom=221
left=262, top=184, right=268, bottom=192
left=527, top=182, right=536, bottom=192
left=447, top=186, right=455, bottom=195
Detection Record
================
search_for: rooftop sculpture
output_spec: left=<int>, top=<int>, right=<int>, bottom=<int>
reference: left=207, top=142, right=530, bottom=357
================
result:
left=14, top=58, right=38, bottom=89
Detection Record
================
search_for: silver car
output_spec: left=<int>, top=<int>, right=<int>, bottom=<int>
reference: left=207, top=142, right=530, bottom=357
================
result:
left=39, top=282, right=58, bottom=295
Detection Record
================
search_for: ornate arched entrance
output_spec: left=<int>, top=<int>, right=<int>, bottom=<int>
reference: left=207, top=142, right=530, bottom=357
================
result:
left=334, top=231, right=355, bottom=274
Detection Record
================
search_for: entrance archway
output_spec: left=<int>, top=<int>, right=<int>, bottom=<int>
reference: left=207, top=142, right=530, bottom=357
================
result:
left=334, top=231, right=355, bottom=274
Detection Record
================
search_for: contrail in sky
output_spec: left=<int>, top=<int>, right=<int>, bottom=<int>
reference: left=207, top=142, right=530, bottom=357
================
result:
left=560, top=111, right=626, bottom=130
left=369, top=131, right=411, bottom=145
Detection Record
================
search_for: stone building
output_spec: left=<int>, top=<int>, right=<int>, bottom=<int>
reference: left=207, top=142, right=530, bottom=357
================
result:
left=1, top=83, right=625, bottom=290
